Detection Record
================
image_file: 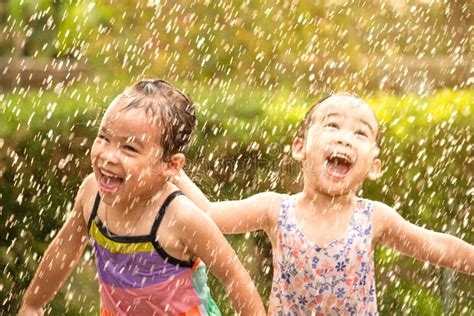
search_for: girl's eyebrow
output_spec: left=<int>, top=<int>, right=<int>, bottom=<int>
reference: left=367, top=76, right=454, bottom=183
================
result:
left=98, top=127, right=145, bottom=148
left=321, top=112, right=339, bottom=119
left=322, top=113, right=375, bottom=133
left=123, top=136, right=145, bottom=148
left=117, top=135, right=145, bottom=149
left=357, top=118, right=375, bottom=134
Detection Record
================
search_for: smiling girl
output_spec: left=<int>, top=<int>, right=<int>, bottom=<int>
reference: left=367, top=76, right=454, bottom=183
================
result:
left=175, top=93, right=474, bottom=315
left=20, top=79, right=265, bottom=316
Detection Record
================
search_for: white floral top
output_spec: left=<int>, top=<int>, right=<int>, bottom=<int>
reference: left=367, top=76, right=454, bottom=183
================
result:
left=268, top=195, right=378, bottom=315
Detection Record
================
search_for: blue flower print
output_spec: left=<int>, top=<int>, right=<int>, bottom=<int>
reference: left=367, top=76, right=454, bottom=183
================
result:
left=336, top=287, right=345, bottom=298
left=298, top=295, right=308, bottom=305
left=281, top=271, right=291, bottom=283
left=335, top=261, right=346, bottom=272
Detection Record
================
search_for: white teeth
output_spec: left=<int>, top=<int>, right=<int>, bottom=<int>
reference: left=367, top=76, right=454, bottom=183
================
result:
left=101, top=170, right=119, bottom=178
left=328, top=152, right=353, bottom=164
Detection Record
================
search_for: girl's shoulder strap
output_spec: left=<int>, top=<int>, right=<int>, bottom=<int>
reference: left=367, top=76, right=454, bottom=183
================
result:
left=277, top=194, right=294, bottom=227
left=149, top=190, right=184, bottom=238
left=87, top=192, right=101, bottom=232
left=354, top=197, right=375, bottom=224
left=148, top=190, right=194, bottom=268
left=357, top=197, right=374, bottom=213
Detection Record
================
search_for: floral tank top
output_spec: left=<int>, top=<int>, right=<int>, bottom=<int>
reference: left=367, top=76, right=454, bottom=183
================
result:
left=268, top=195, right=377, bottom=315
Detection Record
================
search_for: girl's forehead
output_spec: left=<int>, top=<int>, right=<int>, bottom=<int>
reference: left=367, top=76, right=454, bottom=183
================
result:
left=101, top=101, right=162, bottom=142
left=105, top=97, right=161, bottom=123
left=314, top=97, right=378, bottom=125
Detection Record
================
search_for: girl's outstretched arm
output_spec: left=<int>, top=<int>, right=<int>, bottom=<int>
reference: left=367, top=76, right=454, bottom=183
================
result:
left=173, top=170, right=280, bottom=234
left=19, top=180, right=90, bottom=315
left=373, top=201, right=474, bottom=275
left=173, top=196, right=266, bottom=315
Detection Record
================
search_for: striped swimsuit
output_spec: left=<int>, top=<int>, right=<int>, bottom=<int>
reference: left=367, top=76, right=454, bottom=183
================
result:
left=268, top=195, right=377, bottom=315
left=87, top=191, right=221, bottom=315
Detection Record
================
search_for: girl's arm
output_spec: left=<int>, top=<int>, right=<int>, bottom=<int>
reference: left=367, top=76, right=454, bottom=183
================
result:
left=374, top=202, right=474, bottom=274
left=175, top=196, right=266, bottom=315
left=19, top=181, right=90, bottom=315
left=174, top=170, right=280, bottom=234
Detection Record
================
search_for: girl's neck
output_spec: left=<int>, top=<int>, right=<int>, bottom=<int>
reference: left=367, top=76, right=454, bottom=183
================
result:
left=301, top=182, right=356, bottom=214
left=108, top=182, right=169, bottom=218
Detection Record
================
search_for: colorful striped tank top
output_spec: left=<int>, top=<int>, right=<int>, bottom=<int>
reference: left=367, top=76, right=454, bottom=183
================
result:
left=87, top=191, right=221, bottom=315
left=268, top=195, right=377, bottom=315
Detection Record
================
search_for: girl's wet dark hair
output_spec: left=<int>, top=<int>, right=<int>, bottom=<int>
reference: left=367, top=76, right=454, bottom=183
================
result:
left=119, top=79, right=196, bottom=160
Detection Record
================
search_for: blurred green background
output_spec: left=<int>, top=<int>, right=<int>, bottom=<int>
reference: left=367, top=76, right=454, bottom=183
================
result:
left=0, top=0, right=472, bottom=315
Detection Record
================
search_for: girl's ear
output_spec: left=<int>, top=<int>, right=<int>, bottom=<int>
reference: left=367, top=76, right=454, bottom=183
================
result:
left=292, top=137, right=306, bottom=162
left=163, top=153, right=185, bottom=178
left=367, top=158, right=382, bottom=180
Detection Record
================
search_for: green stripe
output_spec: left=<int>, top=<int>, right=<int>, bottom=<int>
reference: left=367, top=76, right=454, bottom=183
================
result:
left=191, top=261, right=221, bottom=315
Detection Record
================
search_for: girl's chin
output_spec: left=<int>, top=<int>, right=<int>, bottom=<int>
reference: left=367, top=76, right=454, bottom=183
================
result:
left=318, top=188, right=349, bottom=197
left=98, top=190, right=121, bottom=205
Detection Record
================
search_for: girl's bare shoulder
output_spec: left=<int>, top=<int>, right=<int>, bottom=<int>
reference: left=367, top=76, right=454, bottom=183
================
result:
left=262, top=192, right=286, bottom=223
left=367, top=199, right=396, bottom=241
left=76, top=173, right=98, bottom=221
left=248, top=192, right=286, bottom=244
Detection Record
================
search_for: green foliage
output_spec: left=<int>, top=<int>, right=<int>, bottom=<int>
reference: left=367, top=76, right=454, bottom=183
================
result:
left=1, top=1, right=470, bottom=90
left=0, top=84, right=472, bottom=314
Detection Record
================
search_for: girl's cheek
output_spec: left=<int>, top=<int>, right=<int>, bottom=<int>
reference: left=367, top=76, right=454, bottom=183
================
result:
left=90, top=145, right=99, bottom=161
left=147, top=164, right=162, bottom=177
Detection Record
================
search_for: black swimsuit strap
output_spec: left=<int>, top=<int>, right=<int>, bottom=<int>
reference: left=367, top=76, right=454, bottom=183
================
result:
left=149, top=190, right=193, bottom=267
left=149, top=191, right=184, bottom=238
left=87, top=193, right=101, bottom=232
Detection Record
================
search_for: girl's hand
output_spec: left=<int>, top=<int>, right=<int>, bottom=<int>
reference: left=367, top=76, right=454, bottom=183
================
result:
left=19, top=175, right=93, bottom=314
left=18, top=305, right=44, bottom=316
left=374, top=201, right=474, bottom=275
left=168, top=174, right=180, bottom=185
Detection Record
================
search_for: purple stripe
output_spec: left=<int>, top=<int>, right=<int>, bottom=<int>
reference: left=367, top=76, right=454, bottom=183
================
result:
left=92, top=241, right=190, bottom=289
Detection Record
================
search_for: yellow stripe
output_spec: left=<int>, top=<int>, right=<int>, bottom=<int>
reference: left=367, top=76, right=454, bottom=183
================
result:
left=89, top=221, right=155, bottom=253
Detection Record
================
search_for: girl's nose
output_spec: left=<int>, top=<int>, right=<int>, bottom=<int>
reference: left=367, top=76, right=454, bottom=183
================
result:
left=335, top=131, right=353, bottom=147
left=100, top=147, right=120, bottom=165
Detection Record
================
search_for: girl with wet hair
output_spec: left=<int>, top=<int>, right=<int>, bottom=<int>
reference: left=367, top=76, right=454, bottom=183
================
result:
left=20, top=79, right=265, bottom=315
left=175, top=93, right=474, bottom=314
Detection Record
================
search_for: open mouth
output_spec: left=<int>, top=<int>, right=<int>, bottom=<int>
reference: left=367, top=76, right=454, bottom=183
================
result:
left=325, top=152, right=353, bottom=178
left=99, top=169, right=124, bottom=193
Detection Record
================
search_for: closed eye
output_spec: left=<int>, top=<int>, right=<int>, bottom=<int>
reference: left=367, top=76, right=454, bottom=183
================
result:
left=324, top=123, right=339, bottom=129
left=355, top=130, right=368, bottom=138
left=124, top=145, right=139, bottom=153
left=98, top=134, right=109, bottom=142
